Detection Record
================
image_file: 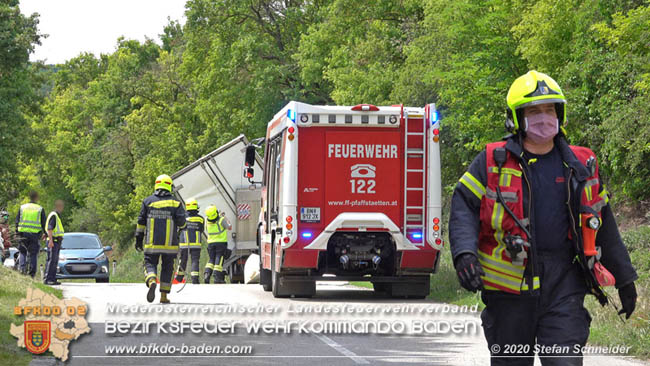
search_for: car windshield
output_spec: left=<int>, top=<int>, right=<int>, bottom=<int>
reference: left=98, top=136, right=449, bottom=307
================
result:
left=62, top=235, right=101, bottom=249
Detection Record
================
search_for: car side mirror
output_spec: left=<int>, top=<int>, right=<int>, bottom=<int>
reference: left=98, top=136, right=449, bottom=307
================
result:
left=103, top=246, right=113, bottom=252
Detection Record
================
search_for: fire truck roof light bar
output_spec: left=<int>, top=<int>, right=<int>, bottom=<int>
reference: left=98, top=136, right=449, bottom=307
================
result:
left=298, top=114, right=399, bottom=126
left=351, top=104, right=380, bottom=111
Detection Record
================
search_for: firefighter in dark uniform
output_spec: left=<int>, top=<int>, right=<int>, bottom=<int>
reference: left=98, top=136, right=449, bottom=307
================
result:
left=44, top=199, right=65, bottom=285
left=203, top=205, right=231, bottom=284
left=15, top=191, right=46, bottom=278
left=175, top=198, right=204, bottom=285
left=449, top=71, right=638, bottom=365
left=135, top=174, right=186, bottom=303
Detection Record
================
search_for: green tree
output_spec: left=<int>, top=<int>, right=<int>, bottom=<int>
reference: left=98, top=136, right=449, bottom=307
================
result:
left=0, top=0, right=42, bottom=203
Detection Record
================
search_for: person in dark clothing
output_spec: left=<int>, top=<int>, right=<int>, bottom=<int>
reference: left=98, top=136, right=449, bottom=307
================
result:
left=1, top=210, right=12, bottom=262
left=15, top=191, right=46, bottom=277
left=449, top=71, right=638, bottom=366
left=175, top=198, right=205, bottom=285
left=135, top=174, right=186, bottom=304
left=44, top=200, right=65, bottom=285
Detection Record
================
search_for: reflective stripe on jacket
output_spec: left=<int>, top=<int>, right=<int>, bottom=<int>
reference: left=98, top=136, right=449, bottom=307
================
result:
left=18, top=203, right=43, bottom=233
left=136, top=191, right=186, bottom=254
left=180, top=213, right=204, bottom=247
left=449, top=136, right=637, bottom=301
left=206, top=217, right=228, bottom=243
left=46, top=211, right=65, bottom=238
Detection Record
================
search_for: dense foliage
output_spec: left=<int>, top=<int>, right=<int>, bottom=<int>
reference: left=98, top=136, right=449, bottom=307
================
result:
left=3, top=0, right=649, bottom=246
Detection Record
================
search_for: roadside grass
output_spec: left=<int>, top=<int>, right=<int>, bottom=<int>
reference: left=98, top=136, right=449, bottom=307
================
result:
left=350, top=226, right=649, bottom=359
left=111, top=242, right=216, bottom=284
left=0, top=265, right=63, bottom=366
left=585, top=225, right=650, bottom=358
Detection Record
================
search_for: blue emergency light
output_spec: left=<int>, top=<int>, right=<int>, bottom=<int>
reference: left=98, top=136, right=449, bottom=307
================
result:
left=301, top=231, right=313, bottom=239
left=430, top=108, right=439, bottom=124
left=412, top=232, right=423, bottom=239
left=287, top=109, right=296, bottom=122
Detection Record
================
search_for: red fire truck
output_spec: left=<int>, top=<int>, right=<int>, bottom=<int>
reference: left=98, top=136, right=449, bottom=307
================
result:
left=243, top=102, right=442, bottom=298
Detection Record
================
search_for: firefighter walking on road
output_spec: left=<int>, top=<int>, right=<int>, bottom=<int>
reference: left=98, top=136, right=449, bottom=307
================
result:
left=15, top=191, right=46, bottom=278
left=44, top=200, right=65, bottom=285
left=135, top=174, right=186, bottom=303
left=203, top=205, right=231, bottom=284
left=175, top=198, right=204, bottom=285
left=449, top=71, right=638, bottom=366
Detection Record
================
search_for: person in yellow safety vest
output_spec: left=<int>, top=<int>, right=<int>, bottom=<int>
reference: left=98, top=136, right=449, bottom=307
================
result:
left=44, top=200, right=65, bottom=285
left=203, top=205, right=231, bottom=284
left=175, top=198, right=205, bottom=285
left=135, top=174, right=186, bottom=303
left=449, top=71, right=638, bottom=365
left=15, top=191, right=46, bottom=278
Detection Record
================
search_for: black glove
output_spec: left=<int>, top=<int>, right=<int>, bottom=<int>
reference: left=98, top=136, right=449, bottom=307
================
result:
left=618, top=282, right=637, bottom=319
left=454, top=253, right=485, bottom=292
left=135, top=236, right=143, bottom=252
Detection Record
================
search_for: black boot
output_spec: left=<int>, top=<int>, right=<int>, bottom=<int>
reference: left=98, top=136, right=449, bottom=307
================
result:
left=214, top=271, right=226, bottom=284
left=204, top=269, right=212, bottom=284
left=192, top=276, right=200, bottom=285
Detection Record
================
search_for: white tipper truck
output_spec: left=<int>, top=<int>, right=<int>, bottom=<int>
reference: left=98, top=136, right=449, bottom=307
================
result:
left=172, top=134, right=263, bottom=283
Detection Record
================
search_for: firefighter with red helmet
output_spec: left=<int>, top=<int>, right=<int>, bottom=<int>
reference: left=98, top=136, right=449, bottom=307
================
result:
left=449, top=71, right=638, bottom=365
left=135, top=174, right=186, bottom=303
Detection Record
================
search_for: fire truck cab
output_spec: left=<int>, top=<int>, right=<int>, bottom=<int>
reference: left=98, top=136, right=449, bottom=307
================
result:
left=244, top=101, right=442, bottom=298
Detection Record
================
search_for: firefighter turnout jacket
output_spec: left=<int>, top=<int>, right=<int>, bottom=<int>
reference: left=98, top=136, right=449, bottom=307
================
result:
left=449, top=135, right=637, bottom=303
left=180, top=211, right=204, bottom=248
left=136, top=190, right=186, bottom=254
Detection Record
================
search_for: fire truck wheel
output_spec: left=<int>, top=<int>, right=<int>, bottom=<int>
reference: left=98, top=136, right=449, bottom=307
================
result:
left=258, top=225, right=272, bottom=291
left=260, top=260, right=272, bottom=292
left=372, top=282, right=387, bottom=293
left=272, top=273, right=315, bottom=298
left=386, top=276, right=430, bottom=299
left=270, top=249, right=315, bottom=297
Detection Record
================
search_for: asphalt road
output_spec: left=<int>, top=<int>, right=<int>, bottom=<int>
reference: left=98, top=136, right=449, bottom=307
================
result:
left=32, top=282, right=648, bottom=366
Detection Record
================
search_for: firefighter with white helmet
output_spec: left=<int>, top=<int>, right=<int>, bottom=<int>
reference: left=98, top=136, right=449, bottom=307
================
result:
left=135, top=174, right=186, bottom=303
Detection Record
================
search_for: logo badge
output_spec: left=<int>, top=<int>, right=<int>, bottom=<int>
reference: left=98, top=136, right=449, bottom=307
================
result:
left=25, top=321, right=51, bottom=354
left=541, top=86, right=549, bottom=94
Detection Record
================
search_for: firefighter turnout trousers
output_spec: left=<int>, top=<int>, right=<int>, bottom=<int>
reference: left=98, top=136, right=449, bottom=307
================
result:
left=176, top=247, right=201, bottom=284
left=144, top=253, right=176, bottom=294
left=205, top=242, right=226, bottom=283
left=481, top=253, right=590, bottom=366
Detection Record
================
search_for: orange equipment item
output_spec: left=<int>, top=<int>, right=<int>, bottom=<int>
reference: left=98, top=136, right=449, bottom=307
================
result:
left=581, top=213, right=599, bottom=256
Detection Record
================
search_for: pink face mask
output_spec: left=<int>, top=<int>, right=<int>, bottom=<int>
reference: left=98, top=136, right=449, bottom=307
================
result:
left=524, top=112, right=558, bottom=144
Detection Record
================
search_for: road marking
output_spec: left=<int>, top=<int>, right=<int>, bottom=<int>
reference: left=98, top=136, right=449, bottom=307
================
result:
left=315, top=334, right=369, bottom=364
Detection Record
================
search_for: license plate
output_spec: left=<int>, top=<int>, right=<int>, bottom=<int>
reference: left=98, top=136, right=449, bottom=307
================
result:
left=300, top=207, right=320, bottom=223
left=71, top=264, right=92, bottom=271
